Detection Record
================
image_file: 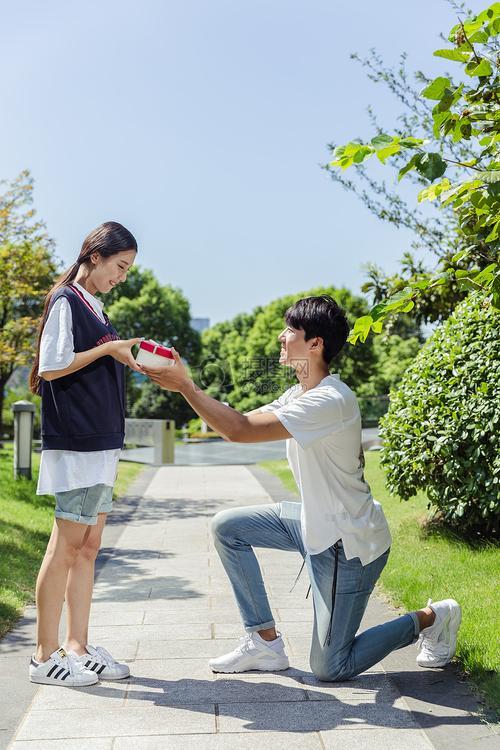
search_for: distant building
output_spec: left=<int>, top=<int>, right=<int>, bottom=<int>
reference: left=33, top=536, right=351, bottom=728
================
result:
left=191, top=317, right=210, bottom=333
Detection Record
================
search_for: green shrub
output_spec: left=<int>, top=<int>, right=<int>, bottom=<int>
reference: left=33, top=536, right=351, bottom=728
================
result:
left=381, top=292, right=500, bottom=537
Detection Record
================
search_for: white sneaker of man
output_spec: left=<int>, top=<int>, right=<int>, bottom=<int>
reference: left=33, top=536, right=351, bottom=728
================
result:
left=209, top=631, right=289, bottom=673
left=417, top=598, right=462, bottom=668
left=69, top=644, right=130, bottom=680
left=29, top=647, right=98, bottom=687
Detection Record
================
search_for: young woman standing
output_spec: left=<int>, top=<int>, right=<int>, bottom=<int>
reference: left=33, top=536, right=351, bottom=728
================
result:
left=29, top=221, right=141, bottom=687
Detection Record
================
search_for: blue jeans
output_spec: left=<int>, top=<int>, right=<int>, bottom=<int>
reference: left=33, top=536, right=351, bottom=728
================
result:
left=211, top=501, right=419, bottom=682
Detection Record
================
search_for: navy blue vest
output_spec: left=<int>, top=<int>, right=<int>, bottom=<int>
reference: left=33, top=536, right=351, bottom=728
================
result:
left=41, top=285, right=125, bottom=451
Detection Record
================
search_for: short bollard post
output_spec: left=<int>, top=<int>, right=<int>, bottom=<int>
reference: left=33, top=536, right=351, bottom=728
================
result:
left=156, top=419, right=175, bottom=464
left=12, top=400, right=36, bottom=479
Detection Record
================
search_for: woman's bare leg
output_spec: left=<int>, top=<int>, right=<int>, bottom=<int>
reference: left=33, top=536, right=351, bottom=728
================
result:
left=63, top=513, right=107, bottom=655
left=35, top=518, right=89, bottom=662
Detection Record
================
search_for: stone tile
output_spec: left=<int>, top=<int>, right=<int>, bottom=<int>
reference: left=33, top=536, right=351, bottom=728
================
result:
left=143, top=610, right=211, bottom=625
left=16, top=705, right=216, bottom=740
left=128, top=658, right=215, bottom=681
left=89, top=610, right=145, bottom=627
left=304, top=673, right=402, bottom=703
left=320, top=727, right=434, bottom=749
left=89, top=623, right=211, bottom=641
left=90, top=599, right=154, bottom=612
left=114, top=733, right=322, bottom=749
left=11, top=741, right=113, bottom=750
left=217, top=698, right=420, bottom=733
left=30, top=681, right=128, bottom=710
left=275, top=608, right=313, bottom=621
left=125, top=672, right=307, bottom=707
left=136, top=638, right=236, bottom=659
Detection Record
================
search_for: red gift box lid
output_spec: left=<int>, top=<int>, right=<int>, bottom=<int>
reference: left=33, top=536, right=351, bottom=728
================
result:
left=139, top=340, right=174, bottom=359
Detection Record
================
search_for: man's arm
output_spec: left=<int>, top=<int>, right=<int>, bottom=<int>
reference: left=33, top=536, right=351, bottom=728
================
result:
left=141, top=351, right=290, bottom=443
left=181, top=380, right=290, bottom=443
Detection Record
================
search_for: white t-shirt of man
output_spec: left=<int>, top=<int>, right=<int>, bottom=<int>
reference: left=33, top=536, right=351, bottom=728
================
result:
left=260, top=374, right=391, bottom=565
left=36, top=282, right=121, bottom=496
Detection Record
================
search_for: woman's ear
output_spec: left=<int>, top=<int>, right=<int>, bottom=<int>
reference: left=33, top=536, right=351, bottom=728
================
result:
left=90, top=252, right=100, bottom=266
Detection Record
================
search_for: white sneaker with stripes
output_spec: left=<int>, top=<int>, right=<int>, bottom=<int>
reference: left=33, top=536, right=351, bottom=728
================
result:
left=71, top=644, right=130, bottom=680
left=29, top=648, right=98, bottom=687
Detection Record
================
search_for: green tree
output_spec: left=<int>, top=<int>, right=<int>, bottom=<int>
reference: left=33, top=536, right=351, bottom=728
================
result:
left=0, top=172, right=57, bottom=438
left=328, top=2, right=500, bottom=342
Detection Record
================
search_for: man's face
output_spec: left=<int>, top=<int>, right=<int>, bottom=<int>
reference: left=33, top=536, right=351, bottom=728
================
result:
left=278, top=324, right=309, bottom=368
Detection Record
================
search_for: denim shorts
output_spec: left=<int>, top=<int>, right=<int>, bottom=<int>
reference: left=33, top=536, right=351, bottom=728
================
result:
left=54, top=484, right=113, bottom=526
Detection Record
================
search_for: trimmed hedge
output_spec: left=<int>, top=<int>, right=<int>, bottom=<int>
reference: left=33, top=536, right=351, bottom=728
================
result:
left=381, top=293, right=499, bottom=537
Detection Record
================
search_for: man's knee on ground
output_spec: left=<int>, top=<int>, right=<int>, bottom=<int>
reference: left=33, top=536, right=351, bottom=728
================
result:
left=310, top=657, right=351, bottom=683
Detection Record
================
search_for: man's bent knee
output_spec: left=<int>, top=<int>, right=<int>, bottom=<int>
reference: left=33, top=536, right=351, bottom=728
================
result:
left=211, top=509, right=239, bottom=542
left=311, top=657, right=352, bottom=683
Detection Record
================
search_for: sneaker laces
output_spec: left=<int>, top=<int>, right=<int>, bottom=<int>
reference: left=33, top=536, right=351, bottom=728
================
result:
left=89, top=645, right=117, bottom=666
left=236, top=635, right=254, bottom=655
left=53, top=650, right=80, bottom=677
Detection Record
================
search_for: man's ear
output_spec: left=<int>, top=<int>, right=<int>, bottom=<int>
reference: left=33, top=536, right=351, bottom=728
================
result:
left=310, top=336, right=324, bottom=353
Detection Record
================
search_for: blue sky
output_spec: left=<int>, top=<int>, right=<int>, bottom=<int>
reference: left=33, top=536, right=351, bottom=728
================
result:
left=1, top=0, right=483, bottom=323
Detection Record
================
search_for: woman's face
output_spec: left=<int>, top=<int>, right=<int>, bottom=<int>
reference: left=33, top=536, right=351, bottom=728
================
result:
left=90, top=249, right=137, bottom=294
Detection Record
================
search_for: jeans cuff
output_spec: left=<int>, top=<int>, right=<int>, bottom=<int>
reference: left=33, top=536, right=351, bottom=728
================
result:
left=408, top=611, right=420, bottom=641
left=245, top=620, right=275, bottom=633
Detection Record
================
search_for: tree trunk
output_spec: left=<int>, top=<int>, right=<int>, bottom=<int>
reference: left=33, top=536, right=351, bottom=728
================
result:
left=0, top=376, right=6, bottom=448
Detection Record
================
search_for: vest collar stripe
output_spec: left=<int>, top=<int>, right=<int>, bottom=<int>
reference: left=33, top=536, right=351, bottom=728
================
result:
left=70, top=284, right=104, bottom=323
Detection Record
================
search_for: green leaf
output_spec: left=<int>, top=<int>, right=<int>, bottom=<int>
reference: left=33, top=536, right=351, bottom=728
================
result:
left=452, top=249, right=469, bottom=263
left=398, top=153, right=421, bottom=181
left=398, top=137, right=425, bottom=148
left=480, top=171, right=500, bottom=184
left=376, top=143, right=401, bottom=164
left=418, top=178, right=451, bottom=203
left=421, top=77, right=452, bottom=100
left=329, top=142, right=374, bottom=169
left=370, top=303, right=388, bottom=322
left=465, top=59, right=493, bottom=77
left=370, top=134, right=394, bottom=150
left=485, top=219, right=500, bottom=242
left=415, top=152, right=447, bottom=182
left=491, top=273, right=500, bottom=310
left=433, top=48, right=470, bottom=62
left=477, top=3, right=500, bottom=23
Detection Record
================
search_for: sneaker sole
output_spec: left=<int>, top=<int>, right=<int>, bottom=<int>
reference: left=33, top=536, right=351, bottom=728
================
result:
left=30, top=675, right=99, bottom=687
left=210, top=658, right=290, bottom=674
left=447, top=602, right=462, bottom=660
left=98, top=670, right=131, bottom=680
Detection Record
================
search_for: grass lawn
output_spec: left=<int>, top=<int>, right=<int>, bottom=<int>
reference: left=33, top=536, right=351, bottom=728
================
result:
left=260, top=453, right=500, bottom=715
left=0, top=444, right=145, bottom=640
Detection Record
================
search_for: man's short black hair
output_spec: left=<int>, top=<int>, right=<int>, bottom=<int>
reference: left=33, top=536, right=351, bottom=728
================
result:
left=285, top=295, right=350, bottom=365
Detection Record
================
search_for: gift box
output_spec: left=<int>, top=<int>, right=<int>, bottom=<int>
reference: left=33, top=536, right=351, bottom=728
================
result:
left=135, top=340, right=175, bottom=367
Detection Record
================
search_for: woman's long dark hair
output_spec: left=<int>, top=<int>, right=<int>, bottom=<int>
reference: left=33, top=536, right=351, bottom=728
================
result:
left=29, top=221, right=138, bottom=394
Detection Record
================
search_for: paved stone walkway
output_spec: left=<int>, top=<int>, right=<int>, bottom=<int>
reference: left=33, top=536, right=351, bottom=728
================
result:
left=3, top=465, right=497, bottom=749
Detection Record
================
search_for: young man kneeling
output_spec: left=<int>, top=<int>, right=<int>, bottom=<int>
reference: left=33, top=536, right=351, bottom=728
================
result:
left=143, top=295, right=461, bottom=679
